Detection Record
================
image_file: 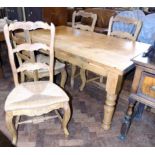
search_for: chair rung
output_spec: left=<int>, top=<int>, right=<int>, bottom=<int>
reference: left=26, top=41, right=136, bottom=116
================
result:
left=92, top=81, right=106, bottom=89
left=17, top=115, right=58, bottom=125
left=74, top=73, right=80, bottom=78
left=54, top=110, right=63, bottom=122
left=86, top=77, right=100, bottom=83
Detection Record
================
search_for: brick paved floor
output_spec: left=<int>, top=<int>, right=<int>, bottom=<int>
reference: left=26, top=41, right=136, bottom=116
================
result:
left=0, top=43, right=155, bottom=147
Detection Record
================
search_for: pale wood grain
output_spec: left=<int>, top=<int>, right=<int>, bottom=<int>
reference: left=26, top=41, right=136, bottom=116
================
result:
left=27, top=26, right=150, bottom=74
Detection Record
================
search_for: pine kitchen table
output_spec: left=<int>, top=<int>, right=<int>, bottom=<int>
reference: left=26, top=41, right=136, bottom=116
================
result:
left=17, top=26, right=150, bottom=130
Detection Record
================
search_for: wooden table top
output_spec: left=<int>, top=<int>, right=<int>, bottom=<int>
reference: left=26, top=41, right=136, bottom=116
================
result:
left=22, top=26, right=151, bottom=75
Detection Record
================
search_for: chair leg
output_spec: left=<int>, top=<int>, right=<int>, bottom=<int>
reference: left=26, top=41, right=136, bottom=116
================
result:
left=99, top=76, right=104, bottom=83
left=119, top=97, right=136, bottom=141
left=62, top=102, right=71, bottom=136
left=60, top=68, right=67, bottom=88
left=71, top=65, right=76, bottom=88
left=33, top=71, right=39, bottom=81
left=80, top=68, right=86, bottom=91
left=20, top=72, right=25, bottom=83
left=5, top=112, right=17, bottom=145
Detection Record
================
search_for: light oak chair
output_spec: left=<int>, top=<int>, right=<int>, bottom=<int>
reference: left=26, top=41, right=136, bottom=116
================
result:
left=85, top=15, right=143, bottom=90
left=95, top=15, right=142, bottom=85
left=11, top=22, right=67, bottom=88
left=4, top=21, right=71, bottom=145
left=72, top=10, right=97, bottom=32
left=71, top=10, right=97, bottom=90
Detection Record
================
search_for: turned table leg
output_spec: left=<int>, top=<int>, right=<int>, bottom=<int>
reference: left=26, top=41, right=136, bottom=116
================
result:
left=102, top=93, right=117, bottom=130
left=102, top=72, right=123, bottom=130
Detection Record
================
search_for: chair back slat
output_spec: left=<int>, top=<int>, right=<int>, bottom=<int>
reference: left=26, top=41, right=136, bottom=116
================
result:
left=72, top=10, right=97, bottom=32
left=17, top=62, right=49, bottom=73
left=108, top=15, right=142, bottom=41
left=12, top=43, right=50, bottom=53
left=9, top=21, right=50, bottom=31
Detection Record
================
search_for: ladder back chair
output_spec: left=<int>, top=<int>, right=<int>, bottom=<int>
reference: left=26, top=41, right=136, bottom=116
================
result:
left=83, top=15, right=142, bottom=91
left=108, top=15, right=142, bottom=41
left=11, top=21, right=67, bottom=88
left=92, top=15, right=143, bottom=90
left=71, top=10, right=97, bottom=90
left=3, top=21, right=71, bottom=145
left=72, top=10, right=97, bottom=32
left=97, top=15, right=142, bottom=84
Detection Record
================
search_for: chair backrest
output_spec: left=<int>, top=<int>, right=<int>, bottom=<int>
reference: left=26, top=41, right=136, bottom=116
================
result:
left=11, top=23, right=36, bottom=70
left=72, top=10, right=97, bottom=32
left=4, top=21, right=55, bottom=86
left=108, top=15, right=142, bottom=41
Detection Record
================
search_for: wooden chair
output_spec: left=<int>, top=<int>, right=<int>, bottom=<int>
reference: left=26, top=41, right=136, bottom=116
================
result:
left=72, top=10, right=97, bottom=32
left=97, top=15, right=142, bottom=84
left=3, top=21, right=71, bottom=145
left=71, top=10, right=97, bottom=90
left=11, top=22, right=67, bottom=88
left=108, top=15, right=142, bottom=41
left=91, top=15, right=143, bottom=90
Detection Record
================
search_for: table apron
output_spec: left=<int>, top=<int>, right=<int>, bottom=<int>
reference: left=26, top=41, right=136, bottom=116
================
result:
left=55, top=49, right=109, bottom=77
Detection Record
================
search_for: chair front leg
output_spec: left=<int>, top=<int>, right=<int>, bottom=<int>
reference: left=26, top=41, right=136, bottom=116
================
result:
left=99, top=76, right=104, bottom=83
left=62, top=102, right=71, bottom=136
left=60, top=68, right=67, bottom=88
left=71, top=65, right=76, bottom=88
left=6, top=112, right=17, bottom=145
left=80, top=68, right=86, bottom=91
